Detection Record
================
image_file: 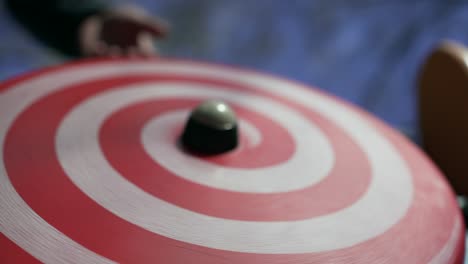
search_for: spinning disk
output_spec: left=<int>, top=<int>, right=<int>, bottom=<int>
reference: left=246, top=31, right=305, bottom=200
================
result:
left=0, top=59, right=464, bottom=263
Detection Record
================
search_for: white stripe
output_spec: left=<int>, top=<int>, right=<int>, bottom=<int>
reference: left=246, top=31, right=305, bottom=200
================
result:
left=83, top=84, right=330, bottom=193
left=0, top=61, right=414, bottom=256
left=56, top=81, right=412, bottom=253
left=237, top=118, right=262, bottom=147
left=0, top=65, right=146, bottom=263
left=0, top=174, right=116, bottom=263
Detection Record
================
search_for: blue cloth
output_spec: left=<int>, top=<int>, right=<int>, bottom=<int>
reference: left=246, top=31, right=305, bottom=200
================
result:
left=145, top=0, right=468, bottom=143
left=3, top=0, right=468, bottom=142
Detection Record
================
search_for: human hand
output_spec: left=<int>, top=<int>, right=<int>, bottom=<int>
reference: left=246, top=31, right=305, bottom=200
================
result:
left=79, top=5, right=169, bottom=57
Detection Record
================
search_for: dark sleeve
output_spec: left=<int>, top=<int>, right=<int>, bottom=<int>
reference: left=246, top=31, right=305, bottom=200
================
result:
left=6, top=0, right=110, bottom=57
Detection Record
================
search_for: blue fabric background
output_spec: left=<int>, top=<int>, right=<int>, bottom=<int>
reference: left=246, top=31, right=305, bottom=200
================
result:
left=3, top=0, right=468, bottom=142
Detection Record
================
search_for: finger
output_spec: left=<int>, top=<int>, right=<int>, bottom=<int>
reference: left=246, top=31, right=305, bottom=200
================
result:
left=107, top=45, right=123, bottom=57
left=126, top=46, right=140, bottom=58
left=92, top=42, right=109, bottom=56
left=110, top=5, right=170, bottom=37
left=79, top=16, right=105, bottom=56
left=136, top=32, right=158, bottom=57
left=85, top=42, right=109, bottom=57
left=127, top=16, right=169, bottom=38
left=130, top=46, right=159, bottom=58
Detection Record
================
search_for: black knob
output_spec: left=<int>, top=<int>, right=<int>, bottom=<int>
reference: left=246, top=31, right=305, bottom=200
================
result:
left=182, top=100, right=238, bottom=154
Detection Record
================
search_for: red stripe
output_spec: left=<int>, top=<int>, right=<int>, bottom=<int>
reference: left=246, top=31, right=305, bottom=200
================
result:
left=0, top=233, right=41, bottom=264
left=452, top=226, right=466, bottom=264
left=100, top=95, right=370, bottom=220
left=2, top=63, right=463, bottom=262
left=103, top=99, right=296, bottom=169
left=5, top=72, right=371, bottom=223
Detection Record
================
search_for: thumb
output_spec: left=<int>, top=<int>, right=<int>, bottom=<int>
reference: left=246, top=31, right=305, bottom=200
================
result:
left=131, top=16, right=170, bottom=38
left=107, top=5, right=170, bottom=37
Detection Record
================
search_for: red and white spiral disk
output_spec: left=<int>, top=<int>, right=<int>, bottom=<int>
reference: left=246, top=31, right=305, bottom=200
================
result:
left=0, top=59, right=464, bottom=263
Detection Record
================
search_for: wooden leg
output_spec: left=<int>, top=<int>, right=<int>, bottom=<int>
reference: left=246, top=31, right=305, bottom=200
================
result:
left=419, top=40, right=468, bottom=196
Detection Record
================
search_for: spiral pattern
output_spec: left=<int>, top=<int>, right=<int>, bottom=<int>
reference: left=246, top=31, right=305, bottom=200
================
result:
left=0, top=59, right=464, bottom=263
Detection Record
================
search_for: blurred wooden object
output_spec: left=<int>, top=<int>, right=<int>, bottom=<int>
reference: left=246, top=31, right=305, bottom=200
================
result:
left=420, top=41, right=468, bottom=196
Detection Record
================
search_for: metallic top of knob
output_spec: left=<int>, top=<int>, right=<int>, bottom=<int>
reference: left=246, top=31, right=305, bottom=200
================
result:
left=190, top=100, right=237, bottom=130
